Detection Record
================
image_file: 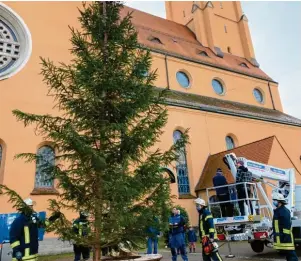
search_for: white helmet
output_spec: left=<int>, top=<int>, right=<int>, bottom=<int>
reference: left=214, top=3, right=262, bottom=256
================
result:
left=272, top=193, right=287, bottom=203
left=194, top=198, right=206, bottom=206
left=24, top=198, right=35, bottom=206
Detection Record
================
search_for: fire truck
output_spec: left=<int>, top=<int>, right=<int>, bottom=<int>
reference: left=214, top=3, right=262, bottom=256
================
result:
left=205, top=153, right=301, bottom=253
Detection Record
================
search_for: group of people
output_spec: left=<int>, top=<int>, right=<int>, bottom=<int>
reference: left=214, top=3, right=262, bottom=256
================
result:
left=213, top=159, right=255, bottom=217
left=8, top=187, right=299, bottom=261
left=9, top=199, right=90, bottom=261
left=166, top=202, right=223, bottom=261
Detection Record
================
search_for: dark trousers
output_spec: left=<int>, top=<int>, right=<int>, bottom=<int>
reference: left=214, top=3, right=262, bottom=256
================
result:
left=171, top=245, right=188, bottom=261
left=237, top=188, right=253, bottom=216
left=281, top=250, right=299, bottom=261
left=74, top=244, right=90, bottom=261
left=202, top=251, right=223, bottom=261
left=217, top=194, right=233, bottom=217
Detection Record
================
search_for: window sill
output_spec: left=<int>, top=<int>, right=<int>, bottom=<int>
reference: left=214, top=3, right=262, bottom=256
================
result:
left=31, top=187, right=59, bottom=195
left=178, top=194, right=197, bottom=199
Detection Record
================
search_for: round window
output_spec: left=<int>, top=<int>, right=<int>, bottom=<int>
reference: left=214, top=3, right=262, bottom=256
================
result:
left=0, top=3, right=32, bottom=80
left=212, top=79, right=224, bottom=95
left=253, top=88, right=264, bottom=103
left=176, top=71, right=190, bottom=88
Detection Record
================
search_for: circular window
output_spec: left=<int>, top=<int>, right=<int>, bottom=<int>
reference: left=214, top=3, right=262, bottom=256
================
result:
left=212, top=79, right=224, bottom=95
left=253, top=88, right=264, bottom=103
left=0, top=3, right=32, bottom=80
left=225, top=136, right=235, bottom=150
left=176, top=71, right=190, bottom=88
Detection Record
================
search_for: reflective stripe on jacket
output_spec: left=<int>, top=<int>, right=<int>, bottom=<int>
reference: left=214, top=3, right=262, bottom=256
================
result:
left=10, top=214, right=40, bottom=261
left=73, top=218, right=89, bottom=237
left=273, top=205, right=295, bottom=251
left=198, top=208, right=217, bottom=240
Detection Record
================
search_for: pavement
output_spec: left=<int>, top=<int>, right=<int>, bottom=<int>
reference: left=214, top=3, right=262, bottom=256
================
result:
left=159, top=241, right=301, bottom=261
left=1, top=240, right=301, bottom=261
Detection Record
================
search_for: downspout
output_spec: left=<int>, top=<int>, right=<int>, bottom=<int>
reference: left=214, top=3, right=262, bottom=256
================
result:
left=165, top=54, right=170, bottom=89
left=268, top=81, right=276, bottom=110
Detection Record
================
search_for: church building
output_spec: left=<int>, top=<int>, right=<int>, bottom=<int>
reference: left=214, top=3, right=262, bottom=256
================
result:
left=0, top=1, right=301, bottom=227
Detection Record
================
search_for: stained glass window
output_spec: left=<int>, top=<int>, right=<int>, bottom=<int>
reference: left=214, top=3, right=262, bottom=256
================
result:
left=173, top=130, right=190, bottom=194
left=35, top=146, right=55, bottom=188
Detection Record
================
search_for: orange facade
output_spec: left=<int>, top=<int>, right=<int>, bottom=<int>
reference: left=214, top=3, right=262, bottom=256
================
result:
left=0, top=1, right=301, bottom=229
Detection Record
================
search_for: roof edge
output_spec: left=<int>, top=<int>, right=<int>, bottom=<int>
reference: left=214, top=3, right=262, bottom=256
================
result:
left=163, top=99, right=301, bottom=127
left=140, top=45, right=278, bottom=84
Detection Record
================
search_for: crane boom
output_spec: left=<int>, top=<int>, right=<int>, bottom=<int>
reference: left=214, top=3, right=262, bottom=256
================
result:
left=223, top=153, right=296, bottom=215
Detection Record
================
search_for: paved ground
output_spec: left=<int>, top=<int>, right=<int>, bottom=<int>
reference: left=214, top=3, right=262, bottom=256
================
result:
left=2, top=241, right=301, bottom=261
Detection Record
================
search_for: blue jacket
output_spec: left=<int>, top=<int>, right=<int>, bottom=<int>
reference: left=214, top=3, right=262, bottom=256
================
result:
left=198, top=208, right=216, bottom=239
left=273, top=205, right=295, bottom=250
left=213, top=173, right=228, bottom=195
left=187, top=230, right=197, bottom=242
left=10, top=213, right=40, bottom=261
left=169, top=214, right=185, bottom=235
left=10, top=211, right=60, bottom=261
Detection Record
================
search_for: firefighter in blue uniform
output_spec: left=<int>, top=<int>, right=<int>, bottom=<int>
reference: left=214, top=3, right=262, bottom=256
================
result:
left=9, top=198, right=61, bottom=261
left=194, top=198, right=223, bottom=261
left=73, top=211, right=90, bottom=261
left=168, top=207, right=188, bottom=261
left=272, top=193, right=298, bottom=261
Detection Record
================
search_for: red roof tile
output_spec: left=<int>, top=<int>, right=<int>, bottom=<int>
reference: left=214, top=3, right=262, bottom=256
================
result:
left=121, top=6, right=274, bottom=82
left=195, top=136, right=275, bottom=191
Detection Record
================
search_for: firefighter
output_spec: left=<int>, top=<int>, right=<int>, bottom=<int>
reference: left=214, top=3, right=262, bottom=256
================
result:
left=272, top=193, right=298, bottom=261
left=73, top=211, right=91, bottom=261
left=168, top=208, right=188, bottom=261
left=9, top=198, right=61, bottom=261
left=194, top=198, right=223, bottom=261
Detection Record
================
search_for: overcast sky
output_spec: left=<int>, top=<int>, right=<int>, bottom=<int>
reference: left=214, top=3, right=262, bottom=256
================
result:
left=125, top=1, right=301, bottom=119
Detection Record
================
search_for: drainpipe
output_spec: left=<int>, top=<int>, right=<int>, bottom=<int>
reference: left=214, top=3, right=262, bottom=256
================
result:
left=165, top=54, right=170, bottom=89
left=268, top=81, right=275, bottom=110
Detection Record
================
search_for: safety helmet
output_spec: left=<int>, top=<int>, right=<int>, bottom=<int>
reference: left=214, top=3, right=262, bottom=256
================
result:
left=194, top=198, right=206, bottom=206
left=272, top=192, right=287, bottom=203
left=24, top=198, right=35, bottom=206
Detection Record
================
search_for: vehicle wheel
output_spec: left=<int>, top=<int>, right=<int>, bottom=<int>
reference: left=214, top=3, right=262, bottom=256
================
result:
left=250, top=241, right=264, bottom=253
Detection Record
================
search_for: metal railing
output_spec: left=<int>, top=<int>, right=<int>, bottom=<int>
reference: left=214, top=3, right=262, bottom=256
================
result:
left=206, top=182, right=260, bottom=218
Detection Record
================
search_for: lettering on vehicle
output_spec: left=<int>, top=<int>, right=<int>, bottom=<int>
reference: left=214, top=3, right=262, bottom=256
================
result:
left=270, top=167, right=286, bottom=175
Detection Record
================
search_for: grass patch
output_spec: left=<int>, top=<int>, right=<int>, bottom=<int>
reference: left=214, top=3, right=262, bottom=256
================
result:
left=39, top=252, right=73, bottom=261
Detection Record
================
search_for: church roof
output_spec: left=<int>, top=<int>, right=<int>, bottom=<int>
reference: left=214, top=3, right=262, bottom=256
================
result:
left=121, top=6, right=275, bottom=83
left=195, top=136, right=275, bottom=192
left=161, top=89, right=301, bottom=127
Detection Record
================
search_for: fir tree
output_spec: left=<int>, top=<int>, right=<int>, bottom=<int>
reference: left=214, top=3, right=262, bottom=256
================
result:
left=12, top=2, right=188, bottom=260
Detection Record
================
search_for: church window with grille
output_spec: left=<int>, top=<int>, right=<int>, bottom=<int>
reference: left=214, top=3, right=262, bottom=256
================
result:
left=0, top=3, right=32, bottom=80
left=173, top=130, right=190, bottom=194
left=35, top=146, right=55, bottom=188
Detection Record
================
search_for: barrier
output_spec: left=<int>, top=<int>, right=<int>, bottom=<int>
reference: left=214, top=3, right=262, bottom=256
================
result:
left=0, top=212, right=46, bottom=243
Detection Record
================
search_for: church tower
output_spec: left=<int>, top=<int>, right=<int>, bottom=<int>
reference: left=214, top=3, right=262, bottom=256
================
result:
left=165, top=1, right=259, bottom=67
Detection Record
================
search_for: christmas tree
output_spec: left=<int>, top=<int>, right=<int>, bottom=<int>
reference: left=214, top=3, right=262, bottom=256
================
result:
left=12, top=2, right=188, bottom=260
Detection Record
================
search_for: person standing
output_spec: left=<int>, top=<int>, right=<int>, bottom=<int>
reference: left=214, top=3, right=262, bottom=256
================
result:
left=194, top=198, right=223, bottom=261
left=187, top=226, right=197, bottom=253
left=272, top=193, right=298, bottom=261
left=235, top=160, right=253, bottom=216
left=10, top=198, right=61, bottom=261
left=73, top=211, right=91, bottom=261
left=168, top=208, right=188, bottom=261
left=146, top=217, right=160, bottom=254
left=212, top=168, right=233, bottom=217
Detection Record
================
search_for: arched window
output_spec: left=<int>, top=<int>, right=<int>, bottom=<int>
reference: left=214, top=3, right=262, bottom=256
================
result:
left=35, top=145, right=55, bottom=188
left=173, top=130, right=190, bottom=194
left=225, top=136, right=235, bottom=150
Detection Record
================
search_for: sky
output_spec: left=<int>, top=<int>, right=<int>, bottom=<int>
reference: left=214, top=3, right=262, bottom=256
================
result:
left=125, top=1, right=301, bottom=119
